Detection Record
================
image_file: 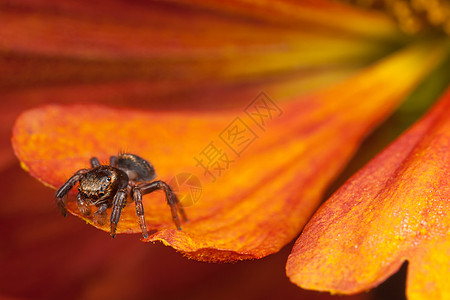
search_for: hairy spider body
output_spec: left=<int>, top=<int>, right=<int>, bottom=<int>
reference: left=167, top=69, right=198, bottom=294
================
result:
left=79, top=166, right=127, bottom=204
left=114, top=153, right=156, bottom=182
left=55, top=153, right=187, bottom=238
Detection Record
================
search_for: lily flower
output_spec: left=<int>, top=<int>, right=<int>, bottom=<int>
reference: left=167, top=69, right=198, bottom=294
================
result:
left=5, top=0, right=450, bottom=299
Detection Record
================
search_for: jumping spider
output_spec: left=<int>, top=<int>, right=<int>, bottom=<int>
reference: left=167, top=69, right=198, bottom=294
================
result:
left=55, top=153, right=187, bottom=238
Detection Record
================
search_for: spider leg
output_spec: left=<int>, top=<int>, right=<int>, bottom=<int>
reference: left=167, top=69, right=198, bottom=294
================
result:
left=90, top=157, right=100, bottom=168
left=109, top=188, right=128, bottom=238
left=93, top=203, right=109, bottom=226
left=131, top=186, right=149, bottom=238
left=138, top=180, right=187, bottom=230
left=110, top=155, right=118, bottom=167
left=76, top=192, right=91, bottom=216
left=55, top=169, right=88, bottom=217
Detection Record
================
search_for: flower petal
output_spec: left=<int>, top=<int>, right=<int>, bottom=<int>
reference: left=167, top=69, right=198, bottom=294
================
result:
left=12, top=43, right=445, bottom=262
left=1, top=0, right=403, bottom=93
left=0, top=159, right=372, bottom=300
left=174, top=0, right=402, bottom=38
left=0, top=0, right=398, bottom=196
left=286, top=87, right=450, bottom=298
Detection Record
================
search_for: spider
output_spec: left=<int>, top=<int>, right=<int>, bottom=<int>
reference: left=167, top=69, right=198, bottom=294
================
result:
left=55, top=153, right=187, bottom=238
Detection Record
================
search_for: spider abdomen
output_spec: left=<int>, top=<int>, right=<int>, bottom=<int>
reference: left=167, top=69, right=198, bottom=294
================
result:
left=117, top=153, right=156, bottom=182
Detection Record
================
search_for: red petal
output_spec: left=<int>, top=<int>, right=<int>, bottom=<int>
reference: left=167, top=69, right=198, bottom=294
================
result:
left=286, top=87, right=450, bottom=298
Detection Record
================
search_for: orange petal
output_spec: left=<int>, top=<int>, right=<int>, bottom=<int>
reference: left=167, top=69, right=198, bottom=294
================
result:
left=286, top=87, right=450, bottom=298
left=11, top=43, right=445, bottom=262
left=0, top=160, right=372, bottom=300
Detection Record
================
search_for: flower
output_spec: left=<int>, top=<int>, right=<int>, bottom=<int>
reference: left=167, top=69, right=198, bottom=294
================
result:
left=4, top=0, right=450, bottom=299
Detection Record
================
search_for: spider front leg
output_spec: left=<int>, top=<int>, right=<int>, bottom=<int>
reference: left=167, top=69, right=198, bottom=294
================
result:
left=131, top=185, right=149, bottom=238
left=109, top=188, right=128, bottom=238
left=55, top=169, right=88, bottom=217
left=137, top=180, right=187, bottom=230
